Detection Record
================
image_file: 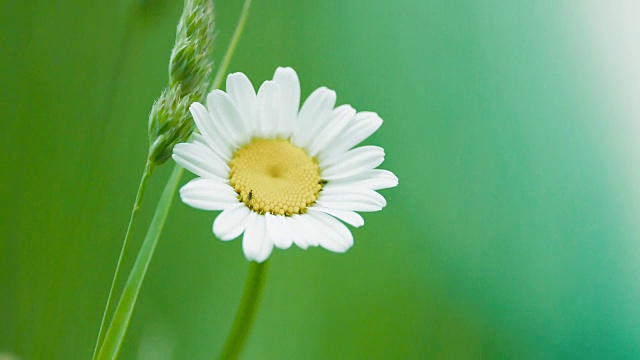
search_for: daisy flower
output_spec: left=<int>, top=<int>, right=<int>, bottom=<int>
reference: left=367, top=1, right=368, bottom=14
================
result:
left=173, top=67, right=398, bottom=262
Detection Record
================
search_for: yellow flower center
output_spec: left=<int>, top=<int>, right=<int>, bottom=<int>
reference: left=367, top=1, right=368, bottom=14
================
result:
left=229, top=139, right=322, bottom=215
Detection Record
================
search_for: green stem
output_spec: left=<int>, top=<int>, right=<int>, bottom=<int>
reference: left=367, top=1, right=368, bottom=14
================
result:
left=92, top=161, right=153, bottom=360
left=97, top=165, right=183, bottom=360
left=219, top=261, right=271, bottom=360
left=211, top=0, right=252, bottom=91
left=95, top=1, right=253, bottom=356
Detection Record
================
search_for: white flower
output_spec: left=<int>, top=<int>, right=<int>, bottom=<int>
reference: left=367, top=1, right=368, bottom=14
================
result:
left=173, top=67, right=398, bottom=262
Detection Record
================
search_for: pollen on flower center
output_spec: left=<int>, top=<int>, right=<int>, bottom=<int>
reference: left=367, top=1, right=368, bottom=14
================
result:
left=229, top=139, right=322, bottom=215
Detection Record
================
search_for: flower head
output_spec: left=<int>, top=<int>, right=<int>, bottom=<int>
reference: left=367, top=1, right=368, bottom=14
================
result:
left=169, top=0, right=215, bottom=99
left=148, top=0, right=214, bottom=167
left=148, top=86, right=195, bottom=165
left=173, top=67, right=398, bottom=262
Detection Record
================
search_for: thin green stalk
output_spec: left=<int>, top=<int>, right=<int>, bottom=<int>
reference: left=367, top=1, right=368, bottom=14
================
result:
left=97, top=165, right=183, bottom=360
left=92, top=161, right=153, bottom=360
left=95, top=1, right=252, bottom=356
left=211, top=0, right=252, bottom=91
left=219, top=261, right=271, bottom=360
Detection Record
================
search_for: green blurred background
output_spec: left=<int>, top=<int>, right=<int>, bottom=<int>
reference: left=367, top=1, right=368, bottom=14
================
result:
left=3, top=0, right=640, bottom=358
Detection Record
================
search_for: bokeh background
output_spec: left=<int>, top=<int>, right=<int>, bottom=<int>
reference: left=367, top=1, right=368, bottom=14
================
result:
left=3, top=0, right=640, bottom=358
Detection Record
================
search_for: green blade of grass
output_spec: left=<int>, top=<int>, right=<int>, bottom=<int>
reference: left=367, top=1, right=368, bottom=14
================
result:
left=96, top=165, right=183, bottom=360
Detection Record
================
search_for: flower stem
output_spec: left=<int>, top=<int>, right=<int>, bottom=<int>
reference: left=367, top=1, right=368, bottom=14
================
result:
left=97, top=165, right=183, bottom=360
left=219, top=261, right=271, bottom=360
left=92, top=161, right=153, bottom=360
left=211, top=0, right=252, bottom=91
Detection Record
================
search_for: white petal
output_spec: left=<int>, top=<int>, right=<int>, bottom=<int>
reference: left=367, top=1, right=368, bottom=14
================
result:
left=307, top=210, right=354, bottom=253
left=309, top=205, right=364, bottom=227
left=241, top=212, right=261, bottom=260
left=321, top=146, right=385, bottom=180
left=207, top=90, right=248, bottom=146
left=290, top=87, right=336, bottom=149
left=226, top=72, right=258, bottom=137
left=272, top=67, right=300, bottom=137
left=280, top=216, right=296, bottom=249
left=265, top=213, right=293, bottom=249
left=301, top=215, right=323, bottom=248
left=179, top=178, right=239, bottom=211
left=281, top=216, right=298, bottom=249
left=190, top=103, right=232, bottom=161
left=242, top=213, right=273, bottom=262
left=289, top=215, right=316, bottom=249
left=307, top=105, right=355, bottom=157
left=256, top=81, right=281, bottom=139
left=172, top=143, right=229, bottom=182
left=256, top=233, right=274, bottom=263
left=192, top=132, right=207, bottom=147
left=329, top=169, right=398, bottom=190
left=318, top=111, right=383, bottom=161
left=316, top=186, right=387, bottom=212
left=213, top=203, right=251, bottom=241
